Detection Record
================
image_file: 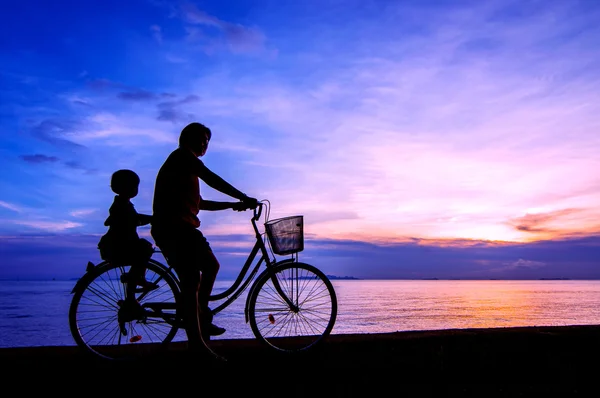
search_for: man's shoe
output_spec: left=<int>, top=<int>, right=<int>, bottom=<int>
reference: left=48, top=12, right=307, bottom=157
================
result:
left=208, top=323, right=226, bottom=336
left=202, top=322, right=226, bottom=337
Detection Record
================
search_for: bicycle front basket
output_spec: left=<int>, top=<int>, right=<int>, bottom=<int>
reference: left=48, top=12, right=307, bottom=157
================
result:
left=265, top=215, right=304, bottom=255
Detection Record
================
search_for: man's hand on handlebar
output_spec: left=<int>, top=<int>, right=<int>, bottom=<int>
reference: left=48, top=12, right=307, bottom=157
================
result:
left=232, top=198, right=258, bottom=212
left=241, top=196, right=259, bottom=209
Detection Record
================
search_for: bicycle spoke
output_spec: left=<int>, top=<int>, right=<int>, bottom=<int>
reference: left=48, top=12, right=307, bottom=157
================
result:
left=84, top=283, right=120, bottom=311
left=69, top=260, right=181, bottom=360
left=249, top=263, right=337, bottom=352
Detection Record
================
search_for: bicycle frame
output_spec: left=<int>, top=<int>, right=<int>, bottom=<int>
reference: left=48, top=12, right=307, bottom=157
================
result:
left=69, top=200, right=337, bottom=358
left=72, top=202, right=299, bottom=326
left=155, top=202, right=299, bottom=322
left=210, top=202, right=300, bottom=319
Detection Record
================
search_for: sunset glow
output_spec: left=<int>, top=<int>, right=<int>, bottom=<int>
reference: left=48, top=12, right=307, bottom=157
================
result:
left=1, top=0, right=599, bottom=280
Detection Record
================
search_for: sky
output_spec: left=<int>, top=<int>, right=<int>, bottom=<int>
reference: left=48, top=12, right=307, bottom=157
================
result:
left=1, top=0, right=600, bottom=280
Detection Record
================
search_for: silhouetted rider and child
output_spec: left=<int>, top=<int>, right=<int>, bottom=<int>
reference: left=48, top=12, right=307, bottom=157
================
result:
left=98, top=122, right=258, bottom=361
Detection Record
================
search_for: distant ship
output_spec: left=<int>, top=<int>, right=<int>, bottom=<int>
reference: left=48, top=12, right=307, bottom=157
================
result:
left=290, top=275, right=360, bottom=280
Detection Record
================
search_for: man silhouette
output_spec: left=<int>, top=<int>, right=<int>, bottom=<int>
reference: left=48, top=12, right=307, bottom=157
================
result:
left=151, top=122, right=258, bottom=360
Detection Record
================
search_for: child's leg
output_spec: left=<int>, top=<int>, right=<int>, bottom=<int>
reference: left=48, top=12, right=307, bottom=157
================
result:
left=127, top=239, right=156, bottom=289
left=129, top=239, right=152, bottom=280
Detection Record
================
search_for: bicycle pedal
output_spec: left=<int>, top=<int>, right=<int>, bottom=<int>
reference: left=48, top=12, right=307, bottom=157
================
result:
left=133, top=284, right=159, bottom=294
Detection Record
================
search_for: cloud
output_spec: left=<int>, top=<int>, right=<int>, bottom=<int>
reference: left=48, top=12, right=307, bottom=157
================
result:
left=156, top=94, right=200, bottom=123
left=13, top=220, right=83, bottom=232
left=30, top=119, right=87, bottom=149
left=89, top=79, right=176, bottom=102
left=73, top=112, right=177, bottom=144
left=180, top=3, right=267, bottom=54
left=19, top=153, right=96, bottom=173
left=165, top=54, right=187, bottom=63
left=505, top=259, right=546, bottom=270
left=181, top=0, right=600, bottom=243
left=61, top=93, right=94, bottom=107
left=70, top=209, right=97, bottom=217
left=83, top=80, right=199, bottom=124
left=303, top=234, right=600, bottom=279
left=4, top=0, right=600, bottom=252
left=0, top=201, right=22, bottom=213
left=20, top=154, right=59, bottom=163
left=509, top=209, right=581, bottom=233
left=1, top=232, right=598, bottom=280
left=64, top=161, right=97, bottom=174
left=117, top=89, right=157, bottom=101
left=304, top=211, right=361, bottom=225
left=506, top=209, right=599, bottom=241
left=86, top=78, right=126, bottom=91
left=150, top=24, right=162, bottom=45
left=0, top=234, right=100, bottom=280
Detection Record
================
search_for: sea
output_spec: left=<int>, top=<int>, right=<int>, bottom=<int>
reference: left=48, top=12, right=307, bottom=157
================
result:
left=2, top=279, right=600, bottom=348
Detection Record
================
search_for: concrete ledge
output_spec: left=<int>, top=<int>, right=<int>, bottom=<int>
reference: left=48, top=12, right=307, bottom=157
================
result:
left=3, top=325, right=600, bottom=393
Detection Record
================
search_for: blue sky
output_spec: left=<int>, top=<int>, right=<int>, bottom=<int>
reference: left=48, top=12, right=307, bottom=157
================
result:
left=1, top=0, right=600, bottom=280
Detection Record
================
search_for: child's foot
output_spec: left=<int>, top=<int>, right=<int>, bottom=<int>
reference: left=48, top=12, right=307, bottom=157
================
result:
left=119, top=299, right=146, bottom=322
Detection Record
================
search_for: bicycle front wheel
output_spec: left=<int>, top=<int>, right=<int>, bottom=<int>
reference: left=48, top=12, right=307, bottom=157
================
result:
left=69, top=259, right=181, bottom=361
left=248, top=262, right=337, bottom=353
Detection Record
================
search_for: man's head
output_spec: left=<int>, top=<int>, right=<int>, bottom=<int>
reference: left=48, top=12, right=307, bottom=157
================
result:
left=111, top=169, right=140, bottom=198
left=179, top=122, right=212, bottom=157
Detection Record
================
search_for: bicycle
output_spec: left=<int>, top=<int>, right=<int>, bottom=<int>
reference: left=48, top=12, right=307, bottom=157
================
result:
left=69, top=200, right=338, bottom=361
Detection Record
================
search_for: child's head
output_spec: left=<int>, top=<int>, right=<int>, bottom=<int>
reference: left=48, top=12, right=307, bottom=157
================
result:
left=110, top=169, right=140, bottom=198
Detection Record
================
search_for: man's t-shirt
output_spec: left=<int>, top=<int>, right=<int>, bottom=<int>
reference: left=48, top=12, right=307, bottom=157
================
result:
left=152, top=147, right=205, bottom=229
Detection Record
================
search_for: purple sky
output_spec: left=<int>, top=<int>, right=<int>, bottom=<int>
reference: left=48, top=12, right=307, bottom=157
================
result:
left=1, top=0, right=599, bottom=280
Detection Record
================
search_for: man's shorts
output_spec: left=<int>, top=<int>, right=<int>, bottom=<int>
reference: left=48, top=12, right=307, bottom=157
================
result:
left=151, top=224, right=213, bottom=279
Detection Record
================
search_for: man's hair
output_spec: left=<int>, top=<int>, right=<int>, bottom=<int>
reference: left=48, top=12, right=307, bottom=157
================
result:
left=111, top=169, right=140, bottom=195
left=179, top=122, right=212, bottom=148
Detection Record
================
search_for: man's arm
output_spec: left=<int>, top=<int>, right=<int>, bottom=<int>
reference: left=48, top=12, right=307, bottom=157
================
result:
left=200, top=200, right=256, bottom=211
left=199, top=200, right=238, bottom=211
left=193, top=158, right=248, bottom=200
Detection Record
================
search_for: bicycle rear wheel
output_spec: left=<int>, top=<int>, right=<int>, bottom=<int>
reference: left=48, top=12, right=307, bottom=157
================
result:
left=248, top=262, right=337, bottom=353
left=69, top=259, right=181, bottom=361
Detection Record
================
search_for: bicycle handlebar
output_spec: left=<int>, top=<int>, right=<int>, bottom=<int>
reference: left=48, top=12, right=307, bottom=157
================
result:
left=253, top=202, right=263, bottom=221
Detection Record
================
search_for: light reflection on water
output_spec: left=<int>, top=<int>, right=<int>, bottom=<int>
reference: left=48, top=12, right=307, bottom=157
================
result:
left=332, top=280, right=600, bottom=334
left=1, top=279, right=600, bottom=347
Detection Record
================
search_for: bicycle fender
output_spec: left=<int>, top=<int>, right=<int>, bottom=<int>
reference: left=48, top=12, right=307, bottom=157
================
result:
left=70, top=258, right=175, bottom=294
left=243, top=258, right=297, bottom=323
left=70, top=261, right=109, bottom=293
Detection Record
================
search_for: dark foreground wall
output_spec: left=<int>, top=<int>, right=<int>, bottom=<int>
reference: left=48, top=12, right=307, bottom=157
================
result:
left=2, top=325, right=600, bottom=395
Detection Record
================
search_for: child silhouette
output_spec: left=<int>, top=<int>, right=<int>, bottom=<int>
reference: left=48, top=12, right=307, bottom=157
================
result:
left=98, top=169, right=157, bottom=300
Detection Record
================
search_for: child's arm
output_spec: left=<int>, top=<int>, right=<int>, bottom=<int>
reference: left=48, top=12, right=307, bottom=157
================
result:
left=137, top=213, right=153, bottom=226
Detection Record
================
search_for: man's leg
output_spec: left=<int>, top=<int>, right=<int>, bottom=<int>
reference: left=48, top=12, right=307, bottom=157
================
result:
left=176, top=268, right=205, bottom=351
left=154, top=227, right=225, bottom=360
left=198, top=250, right=227, bottom=338
left=194, top=231, right=226, bottom=337
left=179, top=255, right=225, bottom=360
left=198, top=249, right=219, bottom=312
